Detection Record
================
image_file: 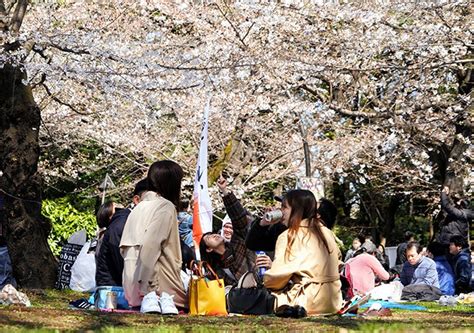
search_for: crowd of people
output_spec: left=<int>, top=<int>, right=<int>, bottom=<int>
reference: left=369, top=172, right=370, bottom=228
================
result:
left=85, top=159, right=474, bottom=316
left=1, top=159, right=471, bottom=316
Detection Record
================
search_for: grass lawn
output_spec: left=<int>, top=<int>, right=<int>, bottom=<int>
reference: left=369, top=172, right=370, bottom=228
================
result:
left=0, top=289, right=473, bottom=332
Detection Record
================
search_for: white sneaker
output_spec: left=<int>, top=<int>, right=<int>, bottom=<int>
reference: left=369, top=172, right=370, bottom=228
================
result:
left=159, top=292, right=178, bottom=315
left=140, top=291, right=161, bottom=313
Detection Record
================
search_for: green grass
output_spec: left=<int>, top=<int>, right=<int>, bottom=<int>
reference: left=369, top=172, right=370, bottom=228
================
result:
left=0, top=289, right=473, bottom=332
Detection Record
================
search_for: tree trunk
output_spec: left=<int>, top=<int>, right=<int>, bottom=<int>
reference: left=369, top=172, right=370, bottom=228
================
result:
left=0, top=63, right=57, bottom=288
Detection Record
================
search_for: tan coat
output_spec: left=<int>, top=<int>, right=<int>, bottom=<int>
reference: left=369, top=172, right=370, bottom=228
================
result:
left=264, top=220, right=342, bottom=315
left=120, top=192, right=187, bottom=308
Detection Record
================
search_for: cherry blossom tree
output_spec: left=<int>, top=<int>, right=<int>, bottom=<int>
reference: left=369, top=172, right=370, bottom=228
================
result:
left=1, top=0, right=472, bottom=286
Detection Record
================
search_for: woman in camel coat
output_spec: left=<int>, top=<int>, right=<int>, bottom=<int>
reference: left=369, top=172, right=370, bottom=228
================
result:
left=264, top=190, right=342, bottom=315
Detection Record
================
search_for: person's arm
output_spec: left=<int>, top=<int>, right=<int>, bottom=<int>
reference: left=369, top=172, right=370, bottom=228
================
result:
left=263, top=233, right=294, bottom=290
left=423, top=260, right=440, bottom=288
left=222, top=191, right=248, bottom=238
left=441, top=190, right=466, bottom=220
left=367, top=254, right=390, bottom=281
left=135, top=206, right=175, bottom=294
left=400, top=263, right=410, bottom=286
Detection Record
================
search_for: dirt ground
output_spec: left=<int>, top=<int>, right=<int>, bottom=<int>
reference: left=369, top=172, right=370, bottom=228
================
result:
left=0, top=289, right=473, bottom=332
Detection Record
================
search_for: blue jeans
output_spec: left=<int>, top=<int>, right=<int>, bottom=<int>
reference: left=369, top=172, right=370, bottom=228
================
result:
left=0, top=246, right=16, bottom=289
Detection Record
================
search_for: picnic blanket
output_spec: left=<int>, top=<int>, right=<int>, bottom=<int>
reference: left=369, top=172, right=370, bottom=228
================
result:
left=360, top=300, right=426, bottom=311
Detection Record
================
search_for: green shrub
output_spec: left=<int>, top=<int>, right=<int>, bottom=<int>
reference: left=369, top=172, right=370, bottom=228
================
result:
left=42, top=197, right=97, bottom=256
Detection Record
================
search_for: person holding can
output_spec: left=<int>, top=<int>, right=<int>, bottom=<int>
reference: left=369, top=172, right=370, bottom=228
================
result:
left=199, top=175, right=256, bottom=285
left=263, top=190, right=342, bottom=316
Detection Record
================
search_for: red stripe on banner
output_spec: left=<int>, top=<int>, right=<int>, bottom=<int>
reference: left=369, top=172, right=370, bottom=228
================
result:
left=192, top=197, right=203, bottom=246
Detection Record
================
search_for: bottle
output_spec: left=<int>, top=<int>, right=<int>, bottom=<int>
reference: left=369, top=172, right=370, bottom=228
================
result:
left=105, top=291, right=117, bottom=309
left=264, top=209, right=283, bottom=222
left=256, top=251, right=267, bottom=278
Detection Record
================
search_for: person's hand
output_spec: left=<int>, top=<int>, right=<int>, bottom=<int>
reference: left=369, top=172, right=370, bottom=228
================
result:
left=442, top=186, right=450, bottom=195
left=217, top=175, right=229, bottom=196
left=256, top=254, right=272, bottom=269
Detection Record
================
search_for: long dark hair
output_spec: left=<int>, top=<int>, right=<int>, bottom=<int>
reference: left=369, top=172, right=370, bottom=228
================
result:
left=284, top=190, right=331, bottom=260
left=147, top=160, right=183, bottom=208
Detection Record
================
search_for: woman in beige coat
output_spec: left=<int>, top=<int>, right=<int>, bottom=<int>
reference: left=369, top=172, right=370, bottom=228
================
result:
left=120, top=160, right=187, bottom=311
left=264, top=190, right=342, bottom=315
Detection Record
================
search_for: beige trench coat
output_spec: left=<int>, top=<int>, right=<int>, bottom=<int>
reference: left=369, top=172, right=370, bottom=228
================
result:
left=264, top=220, right=342, bottom=315
left=120, top=191, right=187, bottom=308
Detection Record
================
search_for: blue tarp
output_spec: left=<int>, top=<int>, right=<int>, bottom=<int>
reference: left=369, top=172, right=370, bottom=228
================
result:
left=361, top=300, right=427, bottom=311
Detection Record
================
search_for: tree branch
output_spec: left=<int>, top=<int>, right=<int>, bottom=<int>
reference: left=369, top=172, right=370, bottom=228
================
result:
left=10, top=0, right=27, bottom=36
left=41, top=83, right=91, bottom=116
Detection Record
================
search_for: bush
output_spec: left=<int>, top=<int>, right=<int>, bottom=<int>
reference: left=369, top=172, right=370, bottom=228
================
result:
left=42, top=197, right=97, bottom=256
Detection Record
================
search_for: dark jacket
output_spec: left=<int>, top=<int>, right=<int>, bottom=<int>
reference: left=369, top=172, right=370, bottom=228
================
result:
left=396, top=242, right=408, bottom=265
left=437, top=192, right=473, bottom=246
left=452, top=249, right=472, bottom=294
left=245, top=220, right=287, bottom=252
left=95, top=208, right=130, bottom=286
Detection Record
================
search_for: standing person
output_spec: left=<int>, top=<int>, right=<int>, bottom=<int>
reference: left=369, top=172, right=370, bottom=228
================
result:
left=449, top=236, right=472, bottom=294
left=436, top=186, right=473, bottom=249
left=264, top=190, right=342, bottom=316
left=95, top=178, right=148, bottom=287
left=199, top=176, right=255, bottom=285
left=400, top=242, right=439, bottom=288
left=120, top=160, right=186, bottom=313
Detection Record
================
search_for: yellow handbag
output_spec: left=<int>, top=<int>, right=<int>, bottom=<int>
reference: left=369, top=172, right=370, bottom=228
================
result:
left=189, top=261, right=227, bottom=316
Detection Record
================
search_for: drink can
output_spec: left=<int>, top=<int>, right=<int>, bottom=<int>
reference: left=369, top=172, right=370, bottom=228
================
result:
left=105, top=291, right=117, bottom=309
left=264, top=209, right=283, bottom=222
left=256, top=251, right=267, bottom=277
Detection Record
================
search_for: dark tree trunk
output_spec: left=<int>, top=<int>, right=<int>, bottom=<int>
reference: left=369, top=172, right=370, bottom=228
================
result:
left=0, top=63, right=57, bottom=288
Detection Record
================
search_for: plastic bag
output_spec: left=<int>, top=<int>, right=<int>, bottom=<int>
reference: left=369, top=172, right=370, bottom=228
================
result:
left=70, top=241, right=96, bottom=292
left=0, top=284, right=31, bottom=307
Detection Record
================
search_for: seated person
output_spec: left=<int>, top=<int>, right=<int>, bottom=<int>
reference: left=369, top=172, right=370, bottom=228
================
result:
left=344, top=238, right=361, bottom=262
left=199, top=176, right=255, bottom=285
left=120, top=160, right=187, bottom=310
left=449, top=235, right=472, bottom=294
left=344, top=241, right=390, bottom=297
left=400, top=241, right=439, bottom=288
left=377, top=243, right=390, bottom=271
left=246, top=196, right=337, bottom=252
left=264, top=190, right=342, bottom=315
left=95, top=179, right=147, bottom=287
left=220, top=216, right=233, bottom=242
left=426, top=241, right=455, bottom=295
left=396, top=231, right=415, bottom=266
left=178, top=199, right=194, bottom=249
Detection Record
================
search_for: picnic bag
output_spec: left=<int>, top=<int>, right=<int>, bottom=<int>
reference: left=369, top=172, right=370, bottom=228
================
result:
left=189, top=261, right=227, bottom=315
left=227, top=271, right=275, bottom=315
left=55, top=230, right=87, bottom=290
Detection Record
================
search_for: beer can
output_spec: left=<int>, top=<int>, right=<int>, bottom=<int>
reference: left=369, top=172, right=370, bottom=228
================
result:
left=105, top=291, right=117, bottom=309
left=256, top=251, right=267, bottom=277
left=264, top=209, right=283, bottom=222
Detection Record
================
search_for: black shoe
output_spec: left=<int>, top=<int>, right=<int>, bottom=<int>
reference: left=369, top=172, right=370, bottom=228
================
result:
left=275, top=305, right=307, bottom=318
